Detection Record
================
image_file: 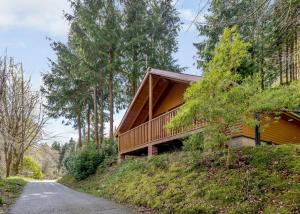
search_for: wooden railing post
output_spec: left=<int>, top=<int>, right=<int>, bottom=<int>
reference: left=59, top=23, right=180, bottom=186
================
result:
left=148, top=74, right=153, bottom=142
left=118, top=105, right=208, bottom=154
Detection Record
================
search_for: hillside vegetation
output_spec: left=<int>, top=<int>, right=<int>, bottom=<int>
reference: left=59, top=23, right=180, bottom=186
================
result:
left=60, top=145, right=300, bottom=214
left=0, top=177, right=27, bottom=213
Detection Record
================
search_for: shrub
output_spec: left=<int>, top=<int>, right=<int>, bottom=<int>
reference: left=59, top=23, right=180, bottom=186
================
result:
left=22, top=156, right=44, bottom=179
left=101, top=139, right=118, bottom=157
left=183, top=133, right=204, bottom=152
left=64, top=140, right=117, bottom=180
left=59, top=145, right=300, bottom=214
left=0, top=196, right=4, bottom=206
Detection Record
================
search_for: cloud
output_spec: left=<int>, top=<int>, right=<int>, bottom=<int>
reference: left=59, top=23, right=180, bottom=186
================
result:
left=0, top=41, right=27, bottom=48
left=179, top=8, right=206, bottom=23
left=0, top=0, right=71, bottom=36
left=178, top=8, right=206, bottom=32
left=179, top=8, right=195, bottom=22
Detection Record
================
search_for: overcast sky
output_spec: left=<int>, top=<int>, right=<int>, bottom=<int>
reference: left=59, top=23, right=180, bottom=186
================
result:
left=0, top=0, right=207, bottom=144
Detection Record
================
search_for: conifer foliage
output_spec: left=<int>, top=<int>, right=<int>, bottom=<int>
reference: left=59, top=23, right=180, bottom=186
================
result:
left=42, top=0, right=181, bottom=145
left=195, top=0, right=300, bottom=88
left=169, top=27, right=300, bottom=150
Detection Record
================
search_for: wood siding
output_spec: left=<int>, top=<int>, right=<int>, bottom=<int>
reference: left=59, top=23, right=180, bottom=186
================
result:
left=242, top=115, right=300, bottom=144
left=153, top=83, right=187, bottom=117
left=117, top=69, right=201, bottom=134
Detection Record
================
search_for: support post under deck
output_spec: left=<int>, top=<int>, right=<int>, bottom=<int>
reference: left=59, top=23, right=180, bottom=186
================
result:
left=148, top=145, right=158, bottom=157
left=118, top=154, right=125, bottom=163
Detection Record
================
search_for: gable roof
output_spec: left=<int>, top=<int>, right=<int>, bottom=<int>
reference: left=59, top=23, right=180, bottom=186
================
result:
left=116, top=68, right=201, bottom=135
left=149, top=68, right=201, bottom=82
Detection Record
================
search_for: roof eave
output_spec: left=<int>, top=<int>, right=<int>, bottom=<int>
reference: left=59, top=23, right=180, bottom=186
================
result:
left=116, top=68, right=201, bottom=135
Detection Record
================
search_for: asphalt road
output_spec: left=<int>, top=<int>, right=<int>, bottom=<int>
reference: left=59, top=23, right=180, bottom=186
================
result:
left=8, top=180, right=135, bottom=214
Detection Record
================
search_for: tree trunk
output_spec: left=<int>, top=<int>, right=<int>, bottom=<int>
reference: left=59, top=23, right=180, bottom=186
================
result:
left=295, top=31, right=299, bottom=80
left=131, top=48, right=138, bottom=97
left=285, top=42, right=289, bottom=83
left=99, top=99, right=104, bottom=144
left=77, top=112, right=82, bottom=148
left=109, top=48, right=114, bottom=140
left=291, top=38, right=294, bottom=81
left=279, top=44, right=283, bottom=85
left=13, top=160, right=20, bottom=175
left=5, top=149, right=12, bottom=178
left=260, top=58, right=264, bottom=90
left=132, top=80, right=137, bottom=98
left=12, top=152, right=23, bottom=175
left=0, top=54, right=6, bottom=102
left=6, top=161, right=11, bottom=178
left=93, top=87, right=99, bottom=146
left=98, top=62, right=104, bottom=145
left=87, top=108, right=90, bottom=144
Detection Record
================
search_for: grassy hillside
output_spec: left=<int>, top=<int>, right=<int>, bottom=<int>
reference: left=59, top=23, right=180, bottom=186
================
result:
left=60, top=145, right=300, bottom=214
left=0, top=177, right=27, bottom=213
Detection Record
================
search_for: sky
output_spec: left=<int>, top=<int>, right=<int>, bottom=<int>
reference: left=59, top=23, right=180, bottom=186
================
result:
left=0, top=0, right=207, bottom=144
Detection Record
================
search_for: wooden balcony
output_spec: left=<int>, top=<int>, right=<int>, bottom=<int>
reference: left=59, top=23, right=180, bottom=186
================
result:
left=118, top=106, right=208, bottom=154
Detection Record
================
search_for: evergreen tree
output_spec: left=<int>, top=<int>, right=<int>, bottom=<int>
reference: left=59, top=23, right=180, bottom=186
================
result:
left=122, top=0, right=181, bottom=98
left=43, top=0, right=182, bottom=144
left=42, top=40, right=89, bottom=147
left=194, top=0, right=299, bottom=88
left=147, top=0, right=181, bottom=71
left=169, top=28, right=300, bottom=151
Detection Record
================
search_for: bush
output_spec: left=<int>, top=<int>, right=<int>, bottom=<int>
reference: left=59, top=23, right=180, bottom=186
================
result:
left=64, top=140, right=117, bottom=180
left=183, top=133, right=204, bottom=151
left=60, top=145, right=300, bottom=214
left=101, top=139, right=118, bottom=157
left=0, top=196, right=4, bottom=206
left=22, top=156, right=44, bottom=179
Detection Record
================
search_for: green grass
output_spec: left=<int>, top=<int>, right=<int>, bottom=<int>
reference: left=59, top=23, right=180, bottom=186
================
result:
left=0, top=177, right=27, bottom=213
left=59, top=145, right=300, bottom=214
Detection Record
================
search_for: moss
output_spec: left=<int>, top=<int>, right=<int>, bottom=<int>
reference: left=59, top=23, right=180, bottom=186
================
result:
left=59, top=145, right=300, bottom=213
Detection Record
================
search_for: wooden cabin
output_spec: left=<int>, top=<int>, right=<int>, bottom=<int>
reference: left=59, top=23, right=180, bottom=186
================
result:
left=116, top=68, right=300, bottom=161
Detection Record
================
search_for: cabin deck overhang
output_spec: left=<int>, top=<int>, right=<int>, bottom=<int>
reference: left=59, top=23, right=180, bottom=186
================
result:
left=118, top=105, right=207, bottom=155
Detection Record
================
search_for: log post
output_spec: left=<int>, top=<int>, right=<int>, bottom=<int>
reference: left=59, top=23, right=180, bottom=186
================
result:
left=254, top=112, right=261, bottom=146
left=148, top=74, right=153, bottom=142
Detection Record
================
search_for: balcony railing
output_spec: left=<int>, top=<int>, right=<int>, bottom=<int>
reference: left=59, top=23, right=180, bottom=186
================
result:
left=118, top=106, right=208, bottom=154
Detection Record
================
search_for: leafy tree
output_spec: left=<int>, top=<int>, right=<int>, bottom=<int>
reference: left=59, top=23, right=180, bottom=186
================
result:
left=271, top=0, right=300, bottom=84
left=51, top=141, right=61, bottom=151
left=169, top=28, right=256, bottom=148
left=194, top=0, right=262, bottom=69
left=168, top=27, right=300, bottom=151
left=194, top=0, right=300, bottom=88
left=0, top=57, right=46, bottom=177
left=22, top=156, right=44, bottom=179
left=51, top=140, right=75, bottom=173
